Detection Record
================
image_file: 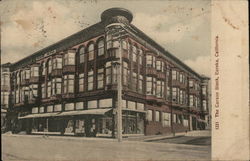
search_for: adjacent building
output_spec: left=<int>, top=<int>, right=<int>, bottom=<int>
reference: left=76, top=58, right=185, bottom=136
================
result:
left=1, top=8, right=209, bottom=137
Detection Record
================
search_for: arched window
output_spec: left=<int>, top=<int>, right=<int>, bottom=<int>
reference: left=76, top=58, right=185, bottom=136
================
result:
left=97, top=39, right=104, bottom=56
left=79, top=46, right=85, bottom=63
left=88, top=43, right=94, bottom=61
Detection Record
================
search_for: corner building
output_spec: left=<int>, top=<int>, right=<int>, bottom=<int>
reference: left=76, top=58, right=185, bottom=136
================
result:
left=5, top=8, right=209, bottom=137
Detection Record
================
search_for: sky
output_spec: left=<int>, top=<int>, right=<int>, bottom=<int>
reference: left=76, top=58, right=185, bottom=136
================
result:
left=0, top=0, right=211, bottom=76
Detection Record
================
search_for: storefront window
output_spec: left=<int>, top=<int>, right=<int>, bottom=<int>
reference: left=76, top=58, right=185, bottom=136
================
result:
left=162, top=112, right=171, bottom=127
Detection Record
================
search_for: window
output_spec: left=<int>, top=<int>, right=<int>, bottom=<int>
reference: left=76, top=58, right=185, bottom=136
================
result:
left=147, top=110, right=153, bottom=121
left=106, top=62, right=112, bottom=85
left=25, top=69, right=30, bottom=79
left=29, top=84, right=38, bottom=100
left=146, top=55, right=153, bottom=67
left=63, top=75, right=75, bottom=93
left=155, top=111, right=160, bottom=122
left=79, top=73, right=85, bottom=92
left=146, top=77, right=153, bottom=95
left=15, top=89, right=19, bottom=103
left=32, top=107, right=38, bottom=114
left=88, top=100, right=97, bottom=109
left=122, top=40, right=127, bottom=50
left=203, top=100, right=207, bottom=110
left=47, top=81, right=51, bottom=98
left=172, top=70, right=177, bottom=80
left=132, top=45, right=137, bottom=62
left=65, top=103, right=74, bottom=111
left=128, top=101, right=136, bottom=110
left=47, top=105, right=53, bottom=112
left=79, top=47, right=85, bottom=63
left=137, top=103, right=144, bottom=111
left=52, top=78, right=62, bottom=95
left=162, top=112, right=171, bottom=127
left=54, top=104, right=62, bottom=112
left=138, top=75, right=143, bottom=93
left=88, top=43, right=94, bottom=61
left=97, top=39, right=104, bottom=56
left=41, top=83, right=45, bottom=98
left=189, top=95, right=194, bottom=107
left=166, top=86, right=171, bottom=101
left=138, top=49, right=143, bottom=65
left=132, top=72, right=137, bottom=90
left=123, top=61, right=128, bottom=86
left=1, top=73, right=10, bottom=86
left=31, top=66, right=39, bottom=77
left=99, top=98, right=112, bottom=108
left=76, top=102, right=84, bottom=110
left=172, top=87, right=177, bottom=102
left=39, top=107, right=44, bottom=113
left=88, top=70, right=94, bottom=91
left=189, top=80, right=194, bottom=88
left=156, top=61, right=161, bottom=71
left=156, top=80, right=164, bottom=98
left=48, top=59, right=52, bottom=74
left=53, top=57, right=62, bottom=69
left=1, top=92, right=9, bottom=105
left=122, top=99, right=127, bottom=109
left=97, top=68, right=104, bottom=89
left=64, top=51, right=75, bottom=65
left=42, top=62, right=46, bottom=76
left=202, top=86, right=207, bottom=95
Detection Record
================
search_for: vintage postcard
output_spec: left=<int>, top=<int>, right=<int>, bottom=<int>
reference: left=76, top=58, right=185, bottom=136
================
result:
left=0, top=0, right=249, bottom=160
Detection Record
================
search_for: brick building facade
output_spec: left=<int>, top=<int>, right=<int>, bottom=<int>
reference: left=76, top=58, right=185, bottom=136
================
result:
left=1, top=8, right=209, bottom=137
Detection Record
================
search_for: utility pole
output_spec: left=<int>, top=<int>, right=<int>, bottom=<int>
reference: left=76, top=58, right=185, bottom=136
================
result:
left=116, top=37, right=123, bottom=142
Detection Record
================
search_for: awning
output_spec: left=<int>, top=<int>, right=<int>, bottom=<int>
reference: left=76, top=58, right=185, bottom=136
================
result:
left=18, top=112, right=59, bottom=119
left=197, top=119, right=207, bottom=123
left=122, top=108, right=147, bottom=113
left=56, top=108, right=112, bottom=117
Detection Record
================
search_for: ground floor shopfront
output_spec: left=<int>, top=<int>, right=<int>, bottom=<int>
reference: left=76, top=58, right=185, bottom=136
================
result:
left=18, top=110, right=145, bottom=137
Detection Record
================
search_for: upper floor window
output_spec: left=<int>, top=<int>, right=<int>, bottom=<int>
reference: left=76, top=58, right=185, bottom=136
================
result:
left=146, top=77, right=156, bottom=95
left=79, top=47, right=85, bottom=63
left=189, top=80, right=194, bottom=88
left=146, top=55, right=155, bottom=68
left=122, top=40, right=127, bottom=50
left=88, top=43, right=95, bottom=61
left=132, top=72, right=137, bottom=91
left=48, top=59, right=52, bottom=74
left=132, top=45, right=137, bottom=62
left=47, top=81, right=52, bottom=98
left=52, top=78, right=62, bottom=95
left=53, top=57, right=62, bottom=69
left=155, top=111, right=160, bottom=122
left=63, top=75, right=75, bottom=93
left=189, top=95, right=194, bottom=107
left=172, top=70, right=177, bottom=80
left=42, top=62, right=46, bottom=76
left=106, top=62, right=112, bottom=85
left=54, top=104, right=62, bottom=112
left=156, top=80, right=165, bottom=98
left=138, top=49, right=143, bottom=65
left=88, top=69, right=94, bottom=91
left=25, top=69, right=30, bottom=79
left=79, top=73, right=85, bottom=92
left=123, top=61, right=128, bottom=86
left=147, top=110, right=153, bottom=121
left=97, top=40, right=104, bottom=56
left=1, top=73, right=10, bottom=86
left=97, top=68, right=104, bottom=89
left=172, top=87, right=177, bottom=102
left=64, top=51, right=75, bottom=65
left=156, top=61, right=164, bottom=72
left=41, top=83, right=46, bottom=98
left=203, top=100, right=207, bottom=110
left=202, top=86, right=207, bottom=95
left=30, top=66, right=39, bottom=77
left=162, top=112, right=171, bottom=127
left=138, top=75, right=143, bottom=93
left=29, top=84, right=38, bottom=100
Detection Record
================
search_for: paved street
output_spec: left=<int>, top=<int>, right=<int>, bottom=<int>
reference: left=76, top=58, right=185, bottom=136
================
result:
left=2, top=132, right=211, bottom=161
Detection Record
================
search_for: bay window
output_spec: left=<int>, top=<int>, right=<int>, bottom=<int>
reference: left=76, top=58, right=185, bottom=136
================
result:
left=41, top=83, right=45, bottom=98
left=63, top=75, right=75, bottom=93
left=88, top=70, right=94, bottom=91
left=88, top=43, right=95, bottom=61
left=31, top=66, right=39, bottom=77
left=138, top=75, right=143, bottom=93
left=79, top=47, right=85, bottom=63
left=64, top=51, right=75, bottom=65
left=97, top=68, right=104, bottom=89
left=47, top=81, right=51, bottom=97
left=29, top=84, right=38, bottom=100
left=97, top=39, right=104, bottom=56
left=52, top=78, right=62, bottom=95
left=53, top=57, right=62, bottom=69
left=123, top=61, right=128, bottom=86
left=79, top=73, right=85, bottom=92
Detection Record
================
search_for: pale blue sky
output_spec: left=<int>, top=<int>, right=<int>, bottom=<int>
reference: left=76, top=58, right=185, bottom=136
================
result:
left=0, top=0, right=211, bottom=76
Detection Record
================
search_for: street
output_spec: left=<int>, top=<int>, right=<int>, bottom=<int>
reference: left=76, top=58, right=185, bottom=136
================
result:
left=2, top=133, right=211, bottom=161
